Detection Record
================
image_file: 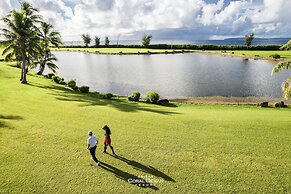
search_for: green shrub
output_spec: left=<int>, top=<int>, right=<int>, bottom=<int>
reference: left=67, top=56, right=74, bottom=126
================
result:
left=128, top=91, right=140, bottom=102
left=52, top=76, right=61, bottom=84
left=67, top=80, right=76, bottom=88
left=47, top=73, right=55, bottom=79
left=146, top=91, right=160, bottom=104
left=72, top=86, right=78, bottom=91
left=60, top=80, right=67, bottom=85
left=269, top=54, right=281, bottom=59
left=158, top=99, right=169, bottom=106
left=79, top=85, right=89, bottom=93
left=102, top=93, right=114, bottom=99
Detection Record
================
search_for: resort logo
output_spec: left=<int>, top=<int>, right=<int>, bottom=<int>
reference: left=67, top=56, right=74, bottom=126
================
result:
left=128, top=175, right=164, bottom=186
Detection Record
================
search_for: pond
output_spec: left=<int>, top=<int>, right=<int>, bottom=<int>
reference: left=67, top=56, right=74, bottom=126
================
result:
left=52, top=51, right=290, bottom=98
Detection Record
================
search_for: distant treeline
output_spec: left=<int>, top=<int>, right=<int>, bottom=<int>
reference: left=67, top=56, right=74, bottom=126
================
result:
left=60, top=44, right=282, bottom=50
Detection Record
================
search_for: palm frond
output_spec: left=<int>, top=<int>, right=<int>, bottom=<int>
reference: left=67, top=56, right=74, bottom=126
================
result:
left=272, top=61, right=291, bottom=75
left=280, top=40, right=291, bottom=51
left=282, top=77, right=291, bottom=99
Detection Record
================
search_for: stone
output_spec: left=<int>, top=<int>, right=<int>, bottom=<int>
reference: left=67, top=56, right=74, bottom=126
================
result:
left=257, top=102, right=268, bottom=107
left=158, top=99, right=170, bottom=106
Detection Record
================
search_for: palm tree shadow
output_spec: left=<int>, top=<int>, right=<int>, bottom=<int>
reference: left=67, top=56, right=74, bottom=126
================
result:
left=109, top=154, right=175, bottom=182
left=28, top=82, right=180, bottom=115
left=0, top=114, right=24, bottom=129
left=98, top=162, right=159, bottom=190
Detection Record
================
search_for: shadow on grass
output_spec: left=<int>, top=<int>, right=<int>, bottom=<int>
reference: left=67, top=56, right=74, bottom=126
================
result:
left=110, top=154, right=175, bottom=182
left=28, top=82, right=180, bottom=115
left=98, top=162, right=159, bottom=190
left=0, top=114, right=23, bottom=128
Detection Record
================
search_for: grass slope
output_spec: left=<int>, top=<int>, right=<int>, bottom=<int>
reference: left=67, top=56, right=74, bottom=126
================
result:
left=0, top=63, right=291, bottom=193
left=53, top=47, right=291, bottom=60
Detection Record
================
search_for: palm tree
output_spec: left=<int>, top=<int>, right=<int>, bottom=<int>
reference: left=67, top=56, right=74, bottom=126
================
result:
left=272, top=40, right=291, bottom=99
left=0, top=2, right=42, bottom=84
left=36, top=22, right=62, bottom=75
left=36, top=52, right=58, bottom=74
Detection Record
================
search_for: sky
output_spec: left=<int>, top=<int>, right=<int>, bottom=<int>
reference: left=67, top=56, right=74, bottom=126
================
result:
left=0, top=0, right=290, bottom=41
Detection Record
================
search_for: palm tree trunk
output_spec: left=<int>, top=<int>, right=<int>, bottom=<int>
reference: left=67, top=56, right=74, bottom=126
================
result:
left=37, top=63, right=45, bottom=75
left=21, top=61, right=27, bottom=84
left=19, top=62, right=23, bottom=81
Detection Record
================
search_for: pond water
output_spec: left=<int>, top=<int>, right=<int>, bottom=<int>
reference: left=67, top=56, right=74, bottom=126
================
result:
left=52, top=51, right=290, bottom=98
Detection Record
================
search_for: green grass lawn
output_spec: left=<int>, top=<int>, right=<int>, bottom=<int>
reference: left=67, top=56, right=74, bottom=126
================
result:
left=209, top=50, right=291, bottom=59
left=0, top=62, right=291, bottom=193
left=53, top=47, right=182, bottom=54
left=53, top=47, right=291, bottom=60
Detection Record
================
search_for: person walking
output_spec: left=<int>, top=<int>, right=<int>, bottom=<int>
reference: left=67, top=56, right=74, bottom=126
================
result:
left=102, top=125, right=116, bottom=155
left=87, top=130, right=100, bottom=166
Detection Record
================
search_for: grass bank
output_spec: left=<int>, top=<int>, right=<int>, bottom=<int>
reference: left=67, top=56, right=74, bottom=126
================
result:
left=207, top=50, right=291, bottom=60
left=52, top=47, right=190, bottom=54
left=52, top=47, right=291, bottom=62
left=0, top=62, right=291, bottom=193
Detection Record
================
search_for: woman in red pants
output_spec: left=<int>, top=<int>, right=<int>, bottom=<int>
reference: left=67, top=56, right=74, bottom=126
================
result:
left=103, top=125, right=116, bottom=155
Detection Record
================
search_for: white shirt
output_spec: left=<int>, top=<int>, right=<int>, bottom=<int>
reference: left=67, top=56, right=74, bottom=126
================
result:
left=88, top=135, right=98, bottom=148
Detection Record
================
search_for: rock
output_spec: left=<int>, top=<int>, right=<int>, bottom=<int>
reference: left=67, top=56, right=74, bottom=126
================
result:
left=274, top=102, right=280, bottom=108
left=158, top=99, right=169, bottom=106
left=275, top=101, right=288, bottom=108
left=257, top=102, right=268, bottom=107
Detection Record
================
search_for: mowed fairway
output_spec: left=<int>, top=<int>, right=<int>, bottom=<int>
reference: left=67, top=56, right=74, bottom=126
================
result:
left=0, top=63, right=291, bottom=193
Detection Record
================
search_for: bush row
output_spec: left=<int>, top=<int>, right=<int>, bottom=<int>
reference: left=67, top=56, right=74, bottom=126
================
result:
left=46, top=74, right=90, bottom=93
left=46, top=74, right=115, bottom=99
left=128, top=91, right=169, bottom=106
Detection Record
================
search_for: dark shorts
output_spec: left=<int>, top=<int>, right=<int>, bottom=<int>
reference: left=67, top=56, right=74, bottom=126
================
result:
left=104, top=137, right=111, bottom=145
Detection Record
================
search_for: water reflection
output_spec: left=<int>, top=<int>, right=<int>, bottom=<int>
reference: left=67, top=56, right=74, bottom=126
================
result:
left=52, top=51, right=290, bottom=98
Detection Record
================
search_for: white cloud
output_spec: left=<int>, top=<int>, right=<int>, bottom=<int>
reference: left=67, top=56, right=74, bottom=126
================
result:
left=0, top=0, right=290, bottom=40
left=0, top=0, right=11, bottom=17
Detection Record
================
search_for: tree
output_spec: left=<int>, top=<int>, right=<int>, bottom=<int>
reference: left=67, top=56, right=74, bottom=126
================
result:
left=142, top=35, right=152, bottom=48
left=94, top=36, right=100, bottom=47
left=272, top=40, right=291, bottom=99
left=37, top=22, right=62, bottom=75
left=0, top=2, right=42, bottom=84
left=105, top=36, right=110, bottom=47
left=82, top=33, right=91, bottom=47
left=244, top=33, right=254, bottom=49
left=36, top=52, right=58, bottom=74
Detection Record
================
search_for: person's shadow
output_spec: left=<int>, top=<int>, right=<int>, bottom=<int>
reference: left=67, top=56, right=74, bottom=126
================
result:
left=98, top=162, right=159, bottom=190
left=109, top=154, right=175, bottom=182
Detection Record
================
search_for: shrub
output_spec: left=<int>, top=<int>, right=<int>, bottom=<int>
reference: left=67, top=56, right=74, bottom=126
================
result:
left=102, top=93, right=114, bottom=99
left=146, top=91, right=160, bottom=104
left=72, top=86, right=79, bottom=91
left=47, top=73, right=55, bottom=79
left=269, top=54, right=280, bottom=59
left=52, top=76, right=61, bottom=84
left=67, top=80, right=76, bottom=88
left=128, top=91, right=140, bottom=102
left=60, top=80, right=67, bottom=85
left=158, top=99, right=169, bottom=106
left=79, top=85, right=90, bottom=93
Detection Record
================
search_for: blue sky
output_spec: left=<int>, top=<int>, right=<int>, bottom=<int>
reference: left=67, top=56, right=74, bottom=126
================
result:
left=0, top=0, right=290, bottom=41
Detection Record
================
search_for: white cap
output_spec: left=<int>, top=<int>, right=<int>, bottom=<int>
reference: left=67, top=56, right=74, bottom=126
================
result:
left=88, top=130, right=93, bottom=135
